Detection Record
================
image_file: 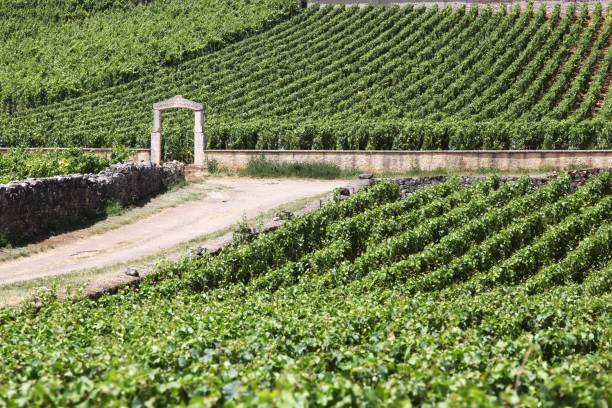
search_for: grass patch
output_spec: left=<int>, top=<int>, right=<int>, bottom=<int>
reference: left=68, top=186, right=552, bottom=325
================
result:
left=207, top=158, right=220, bottom=174
left=101, top=200, right=125, bottom=217
left=241, top=157, right=359, bottom=179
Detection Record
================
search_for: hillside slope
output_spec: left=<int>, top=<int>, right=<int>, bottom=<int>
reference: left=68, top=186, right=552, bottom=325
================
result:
left=0, top=3, right=610, bottom=158
left=0, top=0, right=296, bottom=110
left=0, top=174, right=610, bottom=405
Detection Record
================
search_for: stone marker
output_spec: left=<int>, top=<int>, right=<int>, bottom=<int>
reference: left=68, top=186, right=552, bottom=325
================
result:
left=125, top=267, right=140, bottom=278
left=189, top=246, right=207, bottom=258
left=337, top=187, right=351, bottom=196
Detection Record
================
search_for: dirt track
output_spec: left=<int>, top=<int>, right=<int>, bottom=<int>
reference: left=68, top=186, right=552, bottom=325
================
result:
left=0, top=177, right=347, bottom=287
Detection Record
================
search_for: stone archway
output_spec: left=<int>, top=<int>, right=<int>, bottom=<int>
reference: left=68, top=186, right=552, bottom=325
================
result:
left=151, top=95, right=205, bottom=166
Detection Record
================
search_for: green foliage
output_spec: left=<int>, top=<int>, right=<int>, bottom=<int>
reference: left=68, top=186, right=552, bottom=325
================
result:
left=242, top=156, right=359, bottom=179
left=0, top=0, right=149, bottom=22
left=206, top=118, right=612, bottom=150
left=110, top=145, right=130, bottom=163
left=583, top=259, right=612, bottom=295
left=0, top=174, right=610, bottom=405
left=0, top=148, right=111, bottom=184
left=232, top=215, right=254, bottom=246
left=206, top=158, right=219, bottom=174
left=0, top=2, right=611, bottom=402
left=101, top=199, right=125, bottom=217
left=0, top=0, right=296, bottom=111
left=0, top=4, right=610, bottom=156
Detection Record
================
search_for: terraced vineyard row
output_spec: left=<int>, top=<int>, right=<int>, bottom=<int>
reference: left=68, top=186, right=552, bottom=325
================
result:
left=0, top=0, right=298, bottom=111
left=0, top=3, right=610, bottom=159
left=0, top=172, right=610, bottom=405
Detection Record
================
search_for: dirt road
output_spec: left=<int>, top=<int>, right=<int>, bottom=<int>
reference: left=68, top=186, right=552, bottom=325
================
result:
left=0, top=177, right=347, bottom=287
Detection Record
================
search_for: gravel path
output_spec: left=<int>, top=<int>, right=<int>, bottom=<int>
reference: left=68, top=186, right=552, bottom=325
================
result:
left=0, top=177, right=347, bottom=286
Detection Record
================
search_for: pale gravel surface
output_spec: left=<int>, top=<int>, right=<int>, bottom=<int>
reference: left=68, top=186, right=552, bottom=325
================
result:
left=0, top=177, right=347, bottom=287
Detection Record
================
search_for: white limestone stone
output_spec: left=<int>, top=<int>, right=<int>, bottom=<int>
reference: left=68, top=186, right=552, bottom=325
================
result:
left=151, top=95, right=205, bottom=166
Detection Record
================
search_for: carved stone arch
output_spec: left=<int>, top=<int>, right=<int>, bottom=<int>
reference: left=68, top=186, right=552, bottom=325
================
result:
left=151, top=95, right=205, bottom=166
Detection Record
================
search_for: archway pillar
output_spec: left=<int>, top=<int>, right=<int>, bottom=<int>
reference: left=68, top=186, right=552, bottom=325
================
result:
left=194, top=109, right=205, bottom=166
left=151, top=108, right=162, bottom=165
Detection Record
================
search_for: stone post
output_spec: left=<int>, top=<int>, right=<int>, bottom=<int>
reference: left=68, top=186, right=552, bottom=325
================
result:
left=151, top=109, right=162, bottom=165
left=193, top=109, right=205, bottom=167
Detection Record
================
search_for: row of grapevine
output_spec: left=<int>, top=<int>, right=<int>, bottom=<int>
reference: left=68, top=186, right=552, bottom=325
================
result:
left=357, top=175, right=572, bottom=289
left=253, top=178, right=496, bottom=291
left=1, top=171, right=610, bottom=405
left=409, top=173, right=610, bottom=293
left=0, top=4, right=610, bottom=158
left=582, top=257, right=612, bottom=295
left=0, top=0, right=298, bottom=111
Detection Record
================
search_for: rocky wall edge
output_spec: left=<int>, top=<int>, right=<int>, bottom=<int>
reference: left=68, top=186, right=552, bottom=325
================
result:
left=0, top=161, right=184, bottom=245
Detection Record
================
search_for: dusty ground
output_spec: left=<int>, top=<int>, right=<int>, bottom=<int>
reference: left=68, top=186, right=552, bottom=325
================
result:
left=0, top=177, right=347, bottom=303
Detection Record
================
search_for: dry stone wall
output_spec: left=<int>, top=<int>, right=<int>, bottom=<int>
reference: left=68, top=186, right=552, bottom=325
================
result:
left=0, top=161, right=184, bottom=244
left=392, top=168, right=608, bottom=195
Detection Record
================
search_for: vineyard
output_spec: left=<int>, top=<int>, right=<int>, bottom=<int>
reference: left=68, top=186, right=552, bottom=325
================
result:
left=0, top=3, right=611, bottom=159
left=0, top=148, right=126, bottom=184
left=0, top=172, right=610, bottom=405
left=0, top=0, right=297, bottom=112
left=1, top=2, right=611, bottom=405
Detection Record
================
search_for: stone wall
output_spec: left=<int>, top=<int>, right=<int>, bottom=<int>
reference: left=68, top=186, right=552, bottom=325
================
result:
left=3, top=148, right=611, bottom=173
left=391, top=167, right=607, bottom=195
left=207, top=150, right=612, bottom=173
left=394, top=174, right=548, bottom=195
left=0, top=161, right=184, bottom=244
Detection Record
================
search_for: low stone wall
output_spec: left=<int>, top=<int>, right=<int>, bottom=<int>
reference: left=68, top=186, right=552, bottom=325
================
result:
left=207, top=150, right=612, bottom=172
left=0, top=161, right=184, bottom=244
left=392, top=167, right=606, bottom=195
left=3, top=148, right=610, bottom=172
left=393, top=174, right=549, bottom=195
